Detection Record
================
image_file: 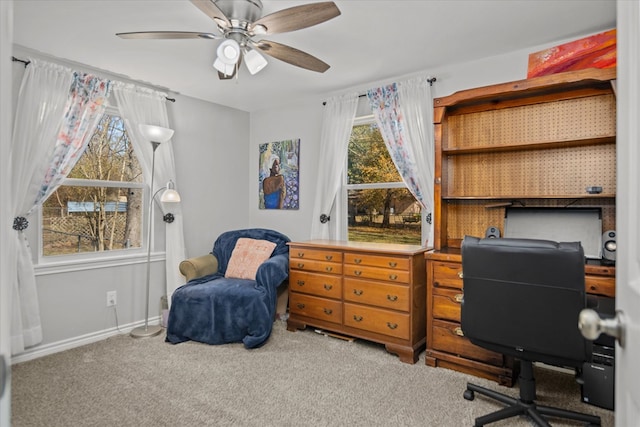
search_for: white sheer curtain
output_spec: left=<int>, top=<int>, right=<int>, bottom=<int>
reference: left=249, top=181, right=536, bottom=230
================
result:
left=112, top=83, right=186, bottom=307
left=367, top=77, right=435, bottom=246
left=10, top=59, right=111, bottom=354
left=309, top=92, right=359, bottom=240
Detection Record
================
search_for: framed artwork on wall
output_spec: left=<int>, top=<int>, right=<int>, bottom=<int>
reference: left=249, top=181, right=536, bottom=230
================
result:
left=259, top=139, right=300, bottom=210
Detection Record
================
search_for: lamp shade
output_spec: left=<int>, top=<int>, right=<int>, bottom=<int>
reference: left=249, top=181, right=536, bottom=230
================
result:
left=216, top=39, right=241, bottom=65
left=245, top=49, right=268, bottom=75
left=160, top=180, right=181, bottom=203
left=213, top=58, right=236, bottom=76
left=139, top=124, right=174, bottom=143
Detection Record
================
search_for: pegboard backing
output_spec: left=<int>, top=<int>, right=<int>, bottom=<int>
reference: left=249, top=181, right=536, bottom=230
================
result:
left=444, top=143, right=616, bottom=197
left=446, top=94, right=616, bottom=149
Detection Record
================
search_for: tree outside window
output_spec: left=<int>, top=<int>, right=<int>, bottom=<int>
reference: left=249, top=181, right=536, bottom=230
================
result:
left=346, top=120, right=421, bottom=245
left=41, top=113, right=145, bottom=256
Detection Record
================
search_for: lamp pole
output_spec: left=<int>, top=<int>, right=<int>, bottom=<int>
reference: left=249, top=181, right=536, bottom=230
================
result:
left=131, top=141, right=163, bottom=338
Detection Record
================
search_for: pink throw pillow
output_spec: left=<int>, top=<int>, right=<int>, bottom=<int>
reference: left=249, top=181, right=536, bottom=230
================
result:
left=225, top=238, right=277, bottom=280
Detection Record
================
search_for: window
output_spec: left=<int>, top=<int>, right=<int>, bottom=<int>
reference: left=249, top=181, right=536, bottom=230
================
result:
left=40, top=112, right=145, bottom=257
left=345, top=117, right=421, bottom=245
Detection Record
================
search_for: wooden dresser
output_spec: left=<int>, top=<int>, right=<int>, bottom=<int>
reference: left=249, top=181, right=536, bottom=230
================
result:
left=426, top=67, right=617, bottom=385
left=287, top=240, right=427, bottom=364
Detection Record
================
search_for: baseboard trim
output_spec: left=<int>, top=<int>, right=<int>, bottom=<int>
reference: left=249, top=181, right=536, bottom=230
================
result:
left=11, top=316, right=162, bottom=365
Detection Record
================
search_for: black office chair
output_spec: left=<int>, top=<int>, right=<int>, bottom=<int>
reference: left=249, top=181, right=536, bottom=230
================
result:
left=460, top=236, right=601, bottom=427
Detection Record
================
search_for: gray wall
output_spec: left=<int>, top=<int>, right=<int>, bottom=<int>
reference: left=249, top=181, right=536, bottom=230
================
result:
left=11, top=28, right=607, bottom=359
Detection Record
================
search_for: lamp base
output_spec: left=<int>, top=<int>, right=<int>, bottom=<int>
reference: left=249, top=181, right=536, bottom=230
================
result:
left=130, top=324, right=163, bottom=338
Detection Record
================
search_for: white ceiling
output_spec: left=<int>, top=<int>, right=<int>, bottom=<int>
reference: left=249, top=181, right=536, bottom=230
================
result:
left=12, top=0, right=616, bottom=113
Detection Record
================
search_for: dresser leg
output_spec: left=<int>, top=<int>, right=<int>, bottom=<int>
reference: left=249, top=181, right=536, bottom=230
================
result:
left=286, top=318, right=306, bottom=332
left=385, top=343, right=417, bottom=364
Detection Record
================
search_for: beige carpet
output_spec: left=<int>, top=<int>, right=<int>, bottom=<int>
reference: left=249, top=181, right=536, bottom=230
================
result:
left=11, top=320, right=614, bottom=426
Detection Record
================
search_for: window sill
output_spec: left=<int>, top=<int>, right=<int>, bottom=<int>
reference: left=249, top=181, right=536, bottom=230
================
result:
left=34, top=252, right=167, bottom=276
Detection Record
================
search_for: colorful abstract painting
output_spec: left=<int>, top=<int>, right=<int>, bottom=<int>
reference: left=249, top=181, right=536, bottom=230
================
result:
left=259, top=139, right=300, bottom=210
left=527, top=29, right=616, bottom=78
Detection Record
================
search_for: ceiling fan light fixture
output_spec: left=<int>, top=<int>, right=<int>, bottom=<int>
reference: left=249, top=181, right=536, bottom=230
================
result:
left=216, top=39, right=241, bottom=65
left=244, top=49, right=268, bottom=75
left=213, top=57, right=236, bottom=76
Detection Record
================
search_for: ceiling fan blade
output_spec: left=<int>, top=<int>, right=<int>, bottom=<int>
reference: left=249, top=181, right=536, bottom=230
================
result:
left=250, top=2, right=340, bottom=35
left=255, top=40, right=330, bottom=73
left=190, top=0, right=231, bottom=29
left=116, top=31, right=219, bottom=40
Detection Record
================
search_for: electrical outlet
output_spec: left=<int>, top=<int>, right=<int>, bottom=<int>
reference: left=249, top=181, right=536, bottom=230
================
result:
left=106, top=291, right=117, bottom=307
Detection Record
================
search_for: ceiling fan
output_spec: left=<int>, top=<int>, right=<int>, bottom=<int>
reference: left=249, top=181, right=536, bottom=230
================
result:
left=116, top=0, right=341, bottom=79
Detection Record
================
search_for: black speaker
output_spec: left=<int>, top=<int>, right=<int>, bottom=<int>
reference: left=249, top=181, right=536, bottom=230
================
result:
left=485, top=226, right=500, bottom=239
left=602, top=230, right=616, bottom=262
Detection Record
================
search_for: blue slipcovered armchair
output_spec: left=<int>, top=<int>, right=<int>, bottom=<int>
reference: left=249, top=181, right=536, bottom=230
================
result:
left=166, top=228, right=290, bottom=348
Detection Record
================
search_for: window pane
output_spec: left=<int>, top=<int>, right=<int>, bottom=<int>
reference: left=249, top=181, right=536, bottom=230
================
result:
left=42, top=186, right=143, bottom=256
left=348, top=122, right=402, bottom=184
left=348, top=188, right=421, bottom=245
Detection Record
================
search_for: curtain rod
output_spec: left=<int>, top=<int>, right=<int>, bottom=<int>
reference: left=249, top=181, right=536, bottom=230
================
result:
left=322, top=77, right=436, bottom=106
left=11, top=56, right=176, bottom=103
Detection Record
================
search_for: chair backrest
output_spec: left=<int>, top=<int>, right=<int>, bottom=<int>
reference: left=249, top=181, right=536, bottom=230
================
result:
left=460, top=235, right=590, bottom=368
left=212, top=228, right=291, bottom=274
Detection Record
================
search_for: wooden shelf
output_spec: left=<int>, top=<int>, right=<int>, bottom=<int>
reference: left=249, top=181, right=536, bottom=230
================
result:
left=442, top=194, right=616, bottom=200
left=442, top=136, right=615, bottom=155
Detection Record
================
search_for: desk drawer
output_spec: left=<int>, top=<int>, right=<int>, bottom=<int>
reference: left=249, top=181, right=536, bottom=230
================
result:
left=344, top=303, right=410, bottom=339
left=289, top=271, right=342, bottom=299
left=432, top=287, right=463, bottom=322
left=289, top=293, right=342, bottom=325
left=432, top=319, right=503, bottom=366
left=344, top=278, right=410, bottom=312
left=344, top=253, right=409, bottom=270
left=432, top=261, right=463, bottom=290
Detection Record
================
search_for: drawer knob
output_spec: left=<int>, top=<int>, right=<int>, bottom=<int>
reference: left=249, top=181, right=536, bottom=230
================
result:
left=454, top=293, right=463, bottom=303
left=388, top=274, right=398, bottom=280
left=323, top=308, right=333, bottom=315
left=296, top=303, right=305, bottom=309
left=297, top=252, right=304, bottom=258
left=457, top=271, right=463, bottom=279
left=323, top=284, right=333, bottom=290
left=454, top=327, right=464, bottom=337
left=297, top=263, right=305, bottom=268
left=387, top=295, right=398, bottom=302
left=297, top=280, right=305, bottom=286
left=388, top=261, right=397, bottom=268
left=386, top=322, right=398, bottom=330
left=325, top=255, right=333, bottom=261
left=325, top=266, right=333, bottom=272
left=354, top=258, right=362, bottom=264
left=353, top=315, right=363, bottom=322
left=354, top=270, right=362, bottom=276
left=353, top=289, right=363, bottom=296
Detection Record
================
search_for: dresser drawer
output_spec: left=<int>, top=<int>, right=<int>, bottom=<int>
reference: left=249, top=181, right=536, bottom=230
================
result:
left=344, top=278, right=410, bottom=312
left=432, top=287, right=463, bottom=322
left=290, top=258, right=343, bottom=275
left=344, top=253, right=409, bottom=270
left=289, top=293, right=342, bottom=325
left=289, top=271, right=342, bottom=299
left=290, top=247, right=342, bottom=263
left=343, top=264, right=409, bottom=283
left=344, top=303, right=410, bottom=339
left=432, top=261, right=463, bottom=290
left=432, top=319, right=503, bottom=366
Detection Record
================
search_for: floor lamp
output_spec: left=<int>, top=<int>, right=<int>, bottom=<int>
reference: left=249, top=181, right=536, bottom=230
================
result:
left=131, top=124, right=180, bottom=338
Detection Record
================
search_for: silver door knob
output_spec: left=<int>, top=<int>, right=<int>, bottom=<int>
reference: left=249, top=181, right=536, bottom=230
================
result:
left=578, top=308, right=626, bottom=348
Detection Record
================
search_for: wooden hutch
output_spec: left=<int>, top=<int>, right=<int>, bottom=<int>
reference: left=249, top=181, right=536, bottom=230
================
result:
left=425, top=67, right=617, bottom=385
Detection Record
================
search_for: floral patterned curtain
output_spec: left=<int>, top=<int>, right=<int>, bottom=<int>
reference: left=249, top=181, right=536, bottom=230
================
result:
left=11, top=61, right=110, bottom=354
left=367, top=77, right=435, bottom=246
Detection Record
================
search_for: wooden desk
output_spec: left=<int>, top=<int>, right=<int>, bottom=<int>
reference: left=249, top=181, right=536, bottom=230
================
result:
left=425, top=249, right=615, bottom=385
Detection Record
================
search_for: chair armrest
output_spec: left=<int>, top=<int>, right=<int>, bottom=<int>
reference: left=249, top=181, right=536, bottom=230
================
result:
left=256, top=254, right=289, bottom=289
left=179, top=254, right=219, bottom=282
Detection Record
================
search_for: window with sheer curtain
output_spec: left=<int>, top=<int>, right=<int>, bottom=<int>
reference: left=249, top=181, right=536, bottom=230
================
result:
left=40, top=111, right=146, bottom=257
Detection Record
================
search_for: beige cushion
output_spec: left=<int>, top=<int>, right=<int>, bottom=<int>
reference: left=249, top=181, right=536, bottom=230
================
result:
left=225, top=238, right=277, bottom=280
left=179, top=254, right=218, bottom=282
